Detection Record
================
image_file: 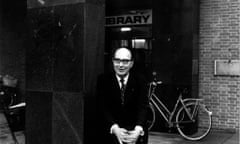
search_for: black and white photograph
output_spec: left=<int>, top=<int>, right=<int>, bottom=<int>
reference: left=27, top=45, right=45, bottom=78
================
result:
left=0, top=0, right=239, bottom=144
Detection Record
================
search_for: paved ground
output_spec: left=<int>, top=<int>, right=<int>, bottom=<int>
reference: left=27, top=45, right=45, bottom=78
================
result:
left=0, top=113, right=25, bottom=144
left=0, top=111, right=239, bottom=144
left=149, top=130, right=239, bottom=144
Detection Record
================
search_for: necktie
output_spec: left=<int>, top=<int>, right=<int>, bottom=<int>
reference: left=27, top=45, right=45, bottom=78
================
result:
left=120, top=77, right=125, bottom=105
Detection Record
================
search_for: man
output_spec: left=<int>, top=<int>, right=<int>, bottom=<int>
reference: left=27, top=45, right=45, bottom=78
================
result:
left=97, top=47, right=149, bottom=144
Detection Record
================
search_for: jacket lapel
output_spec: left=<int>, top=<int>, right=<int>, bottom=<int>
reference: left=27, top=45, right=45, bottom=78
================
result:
left=110, top=72, right=135, bottom=104
left=110, top=73, right=122, bottom=98
left=124, top=73, right=135, bottom=101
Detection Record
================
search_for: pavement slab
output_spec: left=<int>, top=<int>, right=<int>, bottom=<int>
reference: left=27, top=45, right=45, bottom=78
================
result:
left=149, top=130, right=239, bottom=144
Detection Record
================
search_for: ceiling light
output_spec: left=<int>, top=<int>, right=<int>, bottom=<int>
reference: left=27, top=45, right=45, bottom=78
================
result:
left=120, top=27, right=132, bottom=32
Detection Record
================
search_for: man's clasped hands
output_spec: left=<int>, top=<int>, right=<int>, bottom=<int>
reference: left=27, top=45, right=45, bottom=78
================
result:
left=111, top=124, right=143, bottom=144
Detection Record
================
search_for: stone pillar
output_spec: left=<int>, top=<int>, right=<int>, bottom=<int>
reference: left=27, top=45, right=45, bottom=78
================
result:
left=26, top=0, right=104, bottom=143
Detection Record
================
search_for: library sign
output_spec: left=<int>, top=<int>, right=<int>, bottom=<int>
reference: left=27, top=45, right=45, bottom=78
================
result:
left=105, top=10, right=152, bottom=26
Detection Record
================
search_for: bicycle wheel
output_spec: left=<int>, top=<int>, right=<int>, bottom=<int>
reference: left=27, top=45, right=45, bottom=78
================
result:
left=147, top=103, right=155, bottom=130
left=176, top=102, right=212, bottom=141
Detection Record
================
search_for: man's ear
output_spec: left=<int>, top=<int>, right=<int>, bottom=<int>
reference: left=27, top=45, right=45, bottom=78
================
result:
left=130, top=61, right=134, bottom=68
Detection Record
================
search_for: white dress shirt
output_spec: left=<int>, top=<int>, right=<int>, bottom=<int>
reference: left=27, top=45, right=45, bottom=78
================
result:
left=116, top=74, right=129, bottom=88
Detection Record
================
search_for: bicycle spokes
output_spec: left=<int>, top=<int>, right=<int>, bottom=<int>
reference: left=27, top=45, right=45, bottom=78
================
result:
left=176, top=103, right=212, bottom=141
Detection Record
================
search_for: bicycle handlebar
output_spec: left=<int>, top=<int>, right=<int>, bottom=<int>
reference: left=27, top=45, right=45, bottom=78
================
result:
left=150, top=80, right=162, bottom=86
left=150, top=71, right=162, bottom=86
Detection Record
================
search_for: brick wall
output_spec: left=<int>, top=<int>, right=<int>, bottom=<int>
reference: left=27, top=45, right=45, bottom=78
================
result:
left=199, top=0, right=240, bottom=131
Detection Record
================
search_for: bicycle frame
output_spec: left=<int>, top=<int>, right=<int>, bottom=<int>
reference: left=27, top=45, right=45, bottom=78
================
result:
left=147, top=78, right=212, bottom=141
left=148, top=82, right=202, bottom=126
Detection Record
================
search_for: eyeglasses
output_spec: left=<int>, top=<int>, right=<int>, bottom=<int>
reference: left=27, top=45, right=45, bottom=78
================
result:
left=113, top=58, right=132, bottom=65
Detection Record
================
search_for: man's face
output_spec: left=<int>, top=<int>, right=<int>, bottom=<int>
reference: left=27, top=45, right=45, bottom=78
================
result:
left=112, top=48, right=134, bottom=77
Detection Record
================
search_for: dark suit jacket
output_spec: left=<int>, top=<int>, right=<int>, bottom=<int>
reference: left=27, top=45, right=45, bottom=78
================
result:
left=96, top=71, right=149, bottom=144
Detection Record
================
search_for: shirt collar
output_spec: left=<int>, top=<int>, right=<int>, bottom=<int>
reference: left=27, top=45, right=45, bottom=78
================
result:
left=116, top=73, right=129, bottom=84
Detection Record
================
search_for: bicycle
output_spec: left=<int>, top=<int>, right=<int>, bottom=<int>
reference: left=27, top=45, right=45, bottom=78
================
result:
left=146, top=74, right=212, bottom=141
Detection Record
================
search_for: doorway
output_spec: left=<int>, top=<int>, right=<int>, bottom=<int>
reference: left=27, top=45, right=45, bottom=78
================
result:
left=105, top=0, right=200, bottom=133
left=105, top=25, right=153, bottom=79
